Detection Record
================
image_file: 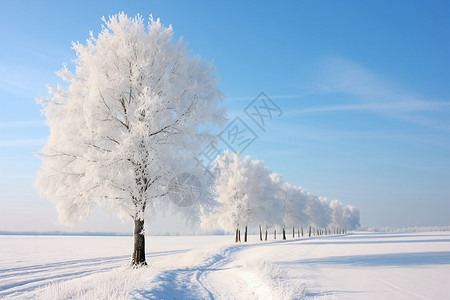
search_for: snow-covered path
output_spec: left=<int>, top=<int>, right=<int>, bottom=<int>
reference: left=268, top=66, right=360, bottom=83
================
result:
left=1, top=232, right=449, bottom=299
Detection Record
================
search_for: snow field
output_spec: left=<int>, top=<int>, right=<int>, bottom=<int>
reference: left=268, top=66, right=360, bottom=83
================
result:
left=1, top=231, right=449, bottom=299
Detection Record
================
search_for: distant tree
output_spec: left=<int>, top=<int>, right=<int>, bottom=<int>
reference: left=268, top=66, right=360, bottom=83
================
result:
left=330, top=200, right=345, bottom=230
left=329, top=200, right=360, bottom=231
left=35, top=13, right=225, bottom=267
left=202, top=152, right=284, bottom=241
left=343, top=205, right=360, bottom=230
left=306, top=196, right=332, bottom=230
left=282, top=183, right=310, bottom=235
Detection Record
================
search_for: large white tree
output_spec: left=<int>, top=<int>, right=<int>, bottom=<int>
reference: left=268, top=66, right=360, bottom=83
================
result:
left=36, top=13, right=225, bottom=266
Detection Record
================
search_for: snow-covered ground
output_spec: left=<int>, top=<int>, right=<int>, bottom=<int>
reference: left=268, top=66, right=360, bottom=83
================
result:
left=0, top=231, right=449, bottom=299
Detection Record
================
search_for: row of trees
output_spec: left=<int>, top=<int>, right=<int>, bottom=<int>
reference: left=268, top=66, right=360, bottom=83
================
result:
left=233, top=224, right=349, bottom=243
left=202, top=152, right=360, bottom=242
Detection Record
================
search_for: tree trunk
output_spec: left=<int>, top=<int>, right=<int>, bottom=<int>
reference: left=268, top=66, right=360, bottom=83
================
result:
left=132, top=218, right=147, bottom=267
left=293, top=227, right=295, bottom=238
left=283, top=228, right=286, bottom=240
left=235, top=228, right=239, bottom=243
left=244, top=226, right=248, bottom=242
left=265, top=229, right=268, bottom=241
left=274, top=229, right=276, bottom=239
left=309, top=226, right=311, bottom=237
left=238, top=229, right=241, bottom=242
left=301, top=226, right=303, bottom=237
left=259, top=225, right=263, bottom=241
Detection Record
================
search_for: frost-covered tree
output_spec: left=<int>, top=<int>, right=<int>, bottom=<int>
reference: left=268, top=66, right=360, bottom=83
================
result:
left=329, top=200, right=360, bottom=231
left=345, top=205, right=360, bottom=230
left=282, top=183, right=310, bottom=231
left=202, top=152, right=284, bottom=242
left=329, top=200, right=344, bottom=229
left=36, top=13, right=225, bottom=266
left=305, top=196, right=332, bottom=229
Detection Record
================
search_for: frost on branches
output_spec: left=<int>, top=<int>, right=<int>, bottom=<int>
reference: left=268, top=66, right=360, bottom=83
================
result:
left=35, top=13, right=225, bottom=266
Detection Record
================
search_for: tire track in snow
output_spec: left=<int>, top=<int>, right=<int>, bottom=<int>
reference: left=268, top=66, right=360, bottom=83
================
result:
left=131, top=244, right=246, bottom=299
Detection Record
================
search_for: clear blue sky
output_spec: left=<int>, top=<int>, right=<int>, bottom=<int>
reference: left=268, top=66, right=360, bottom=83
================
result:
left=1, top=0, right=449, bottom=232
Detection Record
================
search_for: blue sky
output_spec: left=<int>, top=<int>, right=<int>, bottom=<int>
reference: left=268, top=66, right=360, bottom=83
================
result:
left=1, top=1, right=449, bottom=232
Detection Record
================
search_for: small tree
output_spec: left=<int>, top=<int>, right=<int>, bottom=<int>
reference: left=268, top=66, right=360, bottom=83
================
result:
left=36, top=13, right=225, bottom=267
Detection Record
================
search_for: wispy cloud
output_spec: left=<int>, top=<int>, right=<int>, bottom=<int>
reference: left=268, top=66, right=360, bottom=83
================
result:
left=0, top=120, right=46, bottom=128
left=287, top=57, right=450, bottom=131
left=288, top=101, right=450, bottom=114
left=226, top=93, right=310, bottom=102
left=0, top=62, right=51, bottom=99
left=0, top=139, right=46, bottom=147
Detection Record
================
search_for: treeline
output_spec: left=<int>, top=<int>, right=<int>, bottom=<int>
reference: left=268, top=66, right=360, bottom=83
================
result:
left=233, top=224, right=349, bottom=243
left=202, top=152, right=360, bottom=241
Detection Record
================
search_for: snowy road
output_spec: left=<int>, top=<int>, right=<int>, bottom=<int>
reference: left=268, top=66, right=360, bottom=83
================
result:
left=1, top=232, right=449, bottom=299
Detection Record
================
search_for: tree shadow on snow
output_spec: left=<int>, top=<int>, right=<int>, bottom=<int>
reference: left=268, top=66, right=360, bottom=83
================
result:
left=299, top=238, right=450, bottom=246
left=345, top=232, right=450, bottom=240
left=283, top=251, right=450, bottom=267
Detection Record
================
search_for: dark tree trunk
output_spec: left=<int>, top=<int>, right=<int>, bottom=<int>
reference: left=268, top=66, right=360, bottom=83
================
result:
left=309, top=226, right=311, bottom=237
left=301, top=226, right=303, bottom=237
left=283, top=228, right=286, bottom=240
left=238, top=229, right=241, bottom=242
left=265, top=229, right=268, bottom=241
left=132, top=218, right=147, bottom=267
left=244, top=226, right=248, bottom=242
left=293, top=227, right=295, bottom=238
left=274, top=229, right=276, bottom=239
left=235, top=228, right=239, bottom=243
left=259, top=225, right=263, bottom=241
